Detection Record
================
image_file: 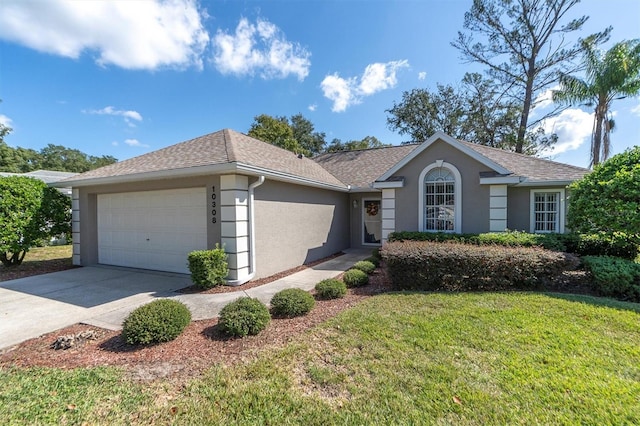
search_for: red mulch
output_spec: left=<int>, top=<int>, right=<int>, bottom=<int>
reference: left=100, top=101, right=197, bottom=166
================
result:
left=0, top=266, right=391, bottom=383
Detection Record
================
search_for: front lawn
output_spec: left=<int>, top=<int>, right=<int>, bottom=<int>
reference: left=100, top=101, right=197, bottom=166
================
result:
left=1, top=292, right=638, bottom=424
left=0, top=245, right=73, bottom=282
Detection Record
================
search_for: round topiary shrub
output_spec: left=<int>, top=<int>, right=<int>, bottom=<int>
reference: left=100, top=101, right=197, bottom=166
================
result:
left=343, top=269, right=369, bottom=287
left=270, top=288, right=315, bottom=317
left=353, top=260, right=376, bottom=274
left=315, top=278, right=347, bottom=300
left=219, top=297, right=271, bottom=337
left=122, top=299, right=191, bottom=345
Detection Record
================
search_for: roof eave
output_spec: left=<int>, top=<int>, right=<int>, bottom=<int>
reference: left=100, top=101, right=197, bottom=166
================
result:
left=514, top=179, right=577, bottom=187
left=235, top=163, right=349, bottom=192
left=51, top=163, right=237, bottom=188
left=479, top=176, right=523, bottom=185
left=51, top=162, right=349, bottom=192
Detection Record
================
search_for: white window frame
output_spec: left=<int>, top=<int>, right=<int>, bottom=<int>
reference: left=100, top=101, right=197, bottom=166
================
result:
left=530, top=188, right=565, bottom=233
left=418, top=161, right=462, bottom=233
left=362, top=198, right=383, bottom=246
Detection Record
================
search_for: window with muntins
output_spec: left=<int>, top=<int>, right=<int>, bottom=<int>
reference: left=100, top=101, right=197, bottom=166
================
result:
left=424, top=167, right=456, bottom=232
left=533, top=192, right=559, bottom=232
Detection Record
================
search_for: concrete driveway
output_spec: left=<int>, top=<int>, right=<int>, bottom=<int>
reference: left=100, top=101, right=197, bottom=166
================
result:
left=0, top=249, right=372, bottom=352
left=0, top=266, right=191, bottom=351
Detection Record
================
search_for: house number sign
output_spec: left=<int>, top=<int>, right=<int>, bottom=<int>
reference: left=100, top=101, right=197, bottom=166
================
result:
left=211, top=185, right=217, bottom=224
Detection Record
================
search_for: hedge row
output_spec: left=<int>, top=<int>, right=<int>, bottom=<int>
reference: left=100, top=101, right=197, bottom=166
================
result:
left=382, top=240, right=570, bottom=292
left=387, top=230, right=639, bottom=260
left=582, top=256, right=640, bottom=302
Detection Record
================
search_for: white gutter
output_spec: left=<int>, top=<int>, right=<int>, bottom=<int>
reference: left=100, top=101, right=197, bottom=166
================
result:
left=226, top=175, right=265, bottom=286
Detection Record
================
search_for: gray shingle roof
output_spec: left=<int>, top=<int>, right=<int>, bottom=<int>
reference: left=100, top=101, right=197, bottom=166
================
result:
left=60, top=129, right=588, bottom=189
left=459, top=141, right=589, bottom=182
left=313, top=145, right=418, bottom=188
left=61, top=129, right=346, bottom=188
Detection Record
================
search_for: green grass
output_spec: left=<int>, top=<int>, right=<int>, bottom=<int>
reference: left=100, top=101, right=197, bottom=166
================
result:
left=0, top=367, right=153, bottom=424
left=1, top=292, right=639, bottom=424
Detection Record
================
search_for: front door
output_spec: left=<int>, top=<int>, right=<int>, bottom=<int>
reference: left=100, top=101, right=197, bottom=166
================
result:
left=363, top=199, right=382, bottom=245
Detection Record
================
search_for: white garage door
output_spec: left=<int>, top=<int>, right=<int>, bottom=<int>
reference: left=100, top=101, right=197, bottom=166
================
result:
left=97, top=188, right=207, bottom=274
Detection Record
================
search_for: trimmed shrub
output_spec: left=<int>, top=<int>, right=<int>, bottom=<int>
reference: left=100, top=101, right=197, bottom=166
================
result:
left=382, top=240, right=570, bottom=292
left=343, top=269, right=369, bottom=287
left=219, top=297, right=270, bottom=337
left=582, top=256, right=640, bottom=302
left=569, top=232, right=638, bottom=260
left=352, top=260, right=376, bottom=274
left=365, top=256, right=381, bottom=267
left=122, top=299, right=191, bottom=345
left=387, top=230, right=566, bottom=251
left=315, top=279, right=347, bottom=300
left=270, top=288, right=315, bottom=317
left=387, top=230, right=639, bottom=258
left=188, top=246, right=228, bottom=289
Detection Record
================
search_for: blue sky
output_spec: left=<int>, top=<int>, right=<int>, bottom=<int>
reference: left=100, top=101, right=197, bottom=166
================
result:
left=0, top=0, right=638, bottom=169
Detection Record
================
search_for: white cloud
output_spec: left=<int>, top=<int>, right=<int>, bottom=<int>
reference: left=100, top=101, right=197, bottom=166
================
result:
left=124, top=139, right=150, bottom=148
left=308, top=104, right=317, bottom=112
left=0, top=114, right=13, bottom=128
left=321, top=74, right=359, bottom=113
left=213, top=17, right=310, bottom=80
left=539, top=108, right=594, bottom=155
left=111, top=141, right=119, bottom=146
left=321, top=60, right=409, bottom=112
left=418, top=71, right=427, bottom=80
left=0, top=0, right=209, bottom=70
left=631, top=101, right=640, bottom=116
left=85, top=106, right=143, bottom=127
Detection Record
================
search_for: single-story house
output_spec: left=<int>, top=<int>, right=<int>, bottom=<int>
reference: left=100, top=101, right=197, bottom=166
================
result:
left=55, top=129, right=589, bottom=284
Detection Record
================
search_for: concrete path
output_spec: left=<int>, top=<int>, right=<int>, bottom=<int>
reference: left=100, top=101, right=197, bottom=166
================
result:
left=0, top=249, right=370, bottom=351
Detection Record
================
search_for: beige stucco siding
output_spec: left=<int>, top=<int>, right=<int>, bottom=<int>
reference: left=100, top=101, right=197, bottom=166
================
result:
left=392, top=140, right=494, bottom=234
left=253, top=179, right=350, bottom=279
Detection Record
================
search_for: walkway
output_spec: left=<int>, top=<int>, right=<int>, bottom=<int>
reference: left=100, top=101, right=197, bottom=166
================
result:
left=1, top=249, right=370, bottom=350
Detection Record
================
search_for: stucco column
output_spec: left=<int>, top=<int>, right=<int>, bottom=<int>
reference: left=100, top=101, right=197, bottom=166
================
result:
left=71, top=188, right=81, bottom=266
left=381, top=188, right=396, bottom=244
left=220, top=175, right=250, bottom=280
left=489, top=184, right=508, bottom=232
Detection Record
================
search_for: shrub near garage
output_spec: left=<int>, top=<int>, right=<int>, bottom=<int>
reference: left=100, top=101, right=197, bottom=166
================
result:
left=219, top=297, right=270, bottom=337
left=270, top=288, right=315, bottom=317
left=315, top=279, right=347, bottom=300
left=122, top=299, right=191, bottom=345
left=382, top=240, right=569, bottom=291
left=188, top=246, right=228, bottom=289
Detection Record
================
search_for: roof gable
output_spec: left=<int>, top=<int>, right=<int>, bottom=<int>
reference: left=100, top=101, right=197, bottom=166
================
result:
left=377, top=131, right=512, bottom=181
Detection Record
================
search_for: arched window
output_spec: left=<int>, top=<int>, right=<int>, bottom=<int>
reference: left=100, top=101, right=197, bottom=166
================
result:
left=418, top=162, right=462, bottom=233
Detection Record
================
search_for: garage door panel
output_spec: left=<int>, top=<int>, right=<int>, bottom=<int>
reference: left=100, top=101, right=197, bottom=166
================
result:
left=98, top=188, right=207, bottom=274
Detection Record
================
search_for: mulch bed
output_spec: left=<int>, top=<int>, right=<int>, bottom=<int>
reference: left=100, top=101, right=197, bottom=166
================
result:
left=0, top=259, right=77, bottom=282
left=0, top=267, right=391, bottom=383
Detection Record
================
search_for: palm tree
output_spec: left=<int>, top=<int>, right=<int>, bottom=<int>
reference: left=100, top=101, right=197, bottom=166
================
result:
left=553, top=39, right=640, bottom=167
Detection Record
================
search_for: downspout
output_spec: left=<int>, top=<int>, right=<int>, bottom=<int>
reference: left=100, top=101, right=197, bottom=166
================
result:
left=226, top=175, right=265, bottom=286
